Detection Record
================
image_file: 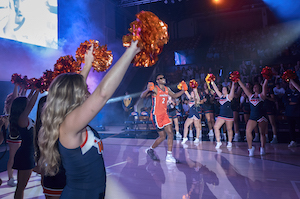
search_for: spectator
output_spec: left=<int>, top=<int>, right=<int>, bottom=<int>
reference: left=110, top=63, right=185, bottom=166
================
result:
left=182, top=67, right=188, bottom=81
left=187, top=66, right=194, bottom=80
left=279, top=64, right=285, bottom=76
left=222, top=78, right=230, bottom=87
left=182, top=98, right=190, bottom=118
left=273, top=82, right=285, bottom=112
left=273, top=83, right=285, bottom=98
left=200, top=66, right=206, bottom=82
left=122, top=92, right=133, bottom=122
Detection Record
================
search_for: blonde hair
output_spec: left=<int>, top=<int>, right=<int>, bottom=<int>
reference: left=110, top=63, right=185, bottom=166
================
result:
left=4, top=93, right=14, bottom=115
left=38, top=73, right=87, bottom=176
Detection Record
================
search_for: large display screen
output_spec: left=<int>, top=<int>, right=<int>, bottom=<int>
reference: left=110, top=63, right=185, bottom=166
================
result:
left=0, top=0, right=58, bottom=49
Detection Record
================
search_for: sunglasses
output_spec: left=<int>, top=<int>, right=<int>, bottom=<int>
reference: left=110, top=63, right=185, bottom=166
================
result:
left=157, top=77, right=165, bottom=80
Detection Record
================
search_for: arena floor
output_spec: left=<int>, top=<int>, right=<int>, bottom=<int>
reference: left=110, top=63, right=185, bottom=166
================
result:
left=0, top=126, right=299, bottom=199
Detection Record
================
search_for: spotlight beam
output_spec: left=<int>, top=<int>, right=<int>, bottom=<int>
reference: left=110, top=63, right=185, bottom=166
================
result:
left=106, top=82, right=181, bottom=104
left=119, top=0, right=163, bottom=7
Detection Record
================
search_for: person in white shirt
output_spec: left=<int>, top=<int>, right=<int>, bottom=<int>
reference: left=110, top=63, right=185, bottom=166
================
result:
left=273, top=83, right=285, bottom=98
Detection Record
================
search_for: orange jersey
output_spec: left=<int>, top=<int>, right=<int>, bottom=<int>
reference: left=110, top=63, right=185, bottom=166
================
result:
left=152, top=85, right=169, bottom=115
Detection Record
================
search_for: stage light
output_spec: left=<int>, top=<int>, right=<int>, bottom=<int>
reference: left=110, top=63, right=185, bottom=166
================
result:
left=213, top=0, right=221, bottom=4
left=263, top=0, right=300, bottom=21
left=164, top=0, right=168, bottom=4
left=171, top=0, right=175, bottom=3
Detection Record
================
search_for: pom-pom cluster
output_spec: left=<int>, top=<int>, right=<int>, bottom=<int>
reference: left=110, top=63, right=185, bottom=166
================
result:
left=177, top=81, right=188, bottom=91
left=177, top=81, right=184, bottom=90
left=75, top=40, right=113, bottom=72
left=122, top=11, right=169, bottom=67
left=11, top=73, right=48, bottom=93
left=205, top=74, right=216, bottom=83
left=53, top=55, right=81, bottom=78
left=282, top=69, right=297, bottom=82
left=11, top=39, right=113, bottom=92
left=261, top=66, right=274, bottom=80
left=189, top=79, right=198, bottom=88
left=229, top=71, right=240, bottom=83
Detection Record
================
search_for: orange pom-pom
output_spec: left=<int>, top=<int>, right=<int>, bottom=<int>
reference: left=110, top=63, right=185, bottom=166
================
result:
left=182, top=81, right=188, bottom=91
left=28, top=78, right=42, bottom=90
left=205, top=74, right=216, bottom=83
left=177, top=81, right=188, bottom=91
left=148, top=82, right=154, bottom=91
left=76, top=40, right=113, bottom=72
left=122, top=11, right=169, bottom=67
left=189, top=79, right=198, bottom=89
left=229, top=71, right=240, bottom=83
left=53, top=55, right=81, bottom=78
left=282, top=69, right=297, bottom=82
left=40, top=70, right=54, bottom=93
left=177, top=82, right=183, bottom=90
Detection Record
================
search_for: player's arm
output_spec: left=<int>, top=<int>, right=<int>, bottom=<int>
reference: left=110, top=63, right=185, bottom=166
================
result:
left=141, top=82, right=156, bottom=98
left=168, top=88, right=185, bottom=99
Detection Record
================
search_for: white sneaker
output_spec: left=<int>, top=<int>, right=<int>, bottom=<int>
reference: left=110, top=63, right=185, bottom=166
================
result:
left=176, top=132, right=182, bottom=139
left=208, top=130, right=214, bottom=137
left=189, top=131, right=193, bottom=138
left=248, top=146, right=255, bottom=157
left=181, top=137, right=188, bottom=144
left=7, top=178, right=16, bottom=187
left=215, top=142, right=222, bottom=149
left=270, top=137, right=278, bottom=144
left=265, top=136, right=269, bottom=143
left=288, top=141, right=297, bottom=147
left=253, top=135, right=259, bottom=142
left=227, top=142, right=232, bottom=148
left=233, top=134, right=240, bottom=142
left=166, top=154, right=176, bottom=163
left=194, top=138, right=200, bottom=144
left=260, top=147, right=266, bottom=155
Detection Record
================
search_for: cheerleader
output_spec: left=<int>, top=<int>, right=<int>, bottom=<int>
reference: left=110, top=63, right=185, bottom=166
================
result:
left=167, top=96, right=181, bottom=138
left=181, top=88, right=203, bottom=144
left=264, top=85, right=278, bottom=144
left=240, top=83, right=259, bottom=142
left=202, top=83, right=215, bottom=137
left=211, top=80, right=235, bottom=148
left=10, top=88, right=40, bottom=198
left=5, top=84, right=23, bottom=187
left=231, top=83, right=242, bottom=142
left=282, top=79, right=300, bottom=147
left=238, top=79, right=268, bottom=156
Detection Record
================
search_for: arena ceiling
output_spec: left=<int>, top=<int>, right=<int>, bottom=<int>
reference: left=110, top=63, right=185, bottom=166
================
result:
left=116, top=0, right=266, bottom=21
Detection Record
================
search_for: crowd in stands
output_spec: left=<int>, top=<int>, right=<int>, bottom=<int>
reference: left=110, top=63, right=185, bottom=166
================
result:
left=206, top=25, right=300, bottom=62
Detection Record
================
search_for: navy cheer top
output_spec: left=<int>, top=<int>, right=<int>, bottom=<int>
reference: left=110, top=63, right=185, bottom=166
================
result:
left=58, top=126, right=106, bottom=192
